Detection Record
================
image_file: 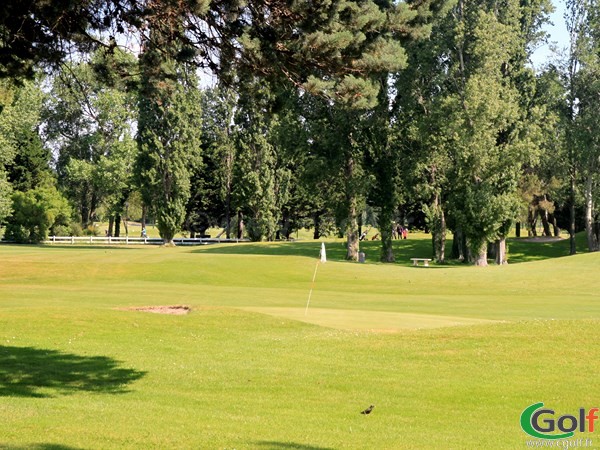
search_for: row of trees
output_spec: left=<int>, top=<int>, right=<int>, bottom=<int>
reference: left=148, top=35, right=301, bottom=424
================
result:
left=0, top=0, right=599, bottom=265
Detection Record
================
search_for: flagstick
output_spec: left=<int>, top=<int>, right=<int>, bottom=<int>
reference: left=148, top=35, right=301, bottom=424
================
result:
left=304, top=260, right=320, bottom=316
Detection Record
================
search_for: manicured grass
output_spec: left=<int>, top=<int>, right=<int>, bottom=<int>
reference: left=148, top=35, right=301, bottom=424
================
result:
left=0, top=235, right=599, bottom=448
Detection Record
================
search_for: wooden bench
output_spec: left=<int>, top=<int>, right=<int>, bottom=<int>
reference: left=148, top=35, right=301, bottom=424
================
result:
left=411, top=258, right=432, bottom=267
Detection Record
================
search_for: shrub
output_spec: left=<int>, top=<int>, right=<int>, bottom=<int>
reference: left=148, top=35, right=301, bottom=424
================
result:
left=70, top=222, right=83, bottom=236
left=5, top=184, right=72, bottom=243
left=0, top=172, right=12, bottom=225
left=83, top=224, right=99, bottom=236
left=51, top=224, right=70, bottom=237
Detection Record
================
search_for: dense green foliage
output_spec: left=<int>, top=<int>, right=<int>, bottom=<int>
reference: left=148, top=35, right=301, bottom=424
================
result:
left=0, top=79, right=50, bottom=224
left=4, top=183, right=71, bottom=243
left=136, top=36, right=203, bottom=243
left=45, top=49, right=138, bottom=232
left=0, top=0, right=600, bottom=265
left=563, top=0, right=600, bottom=252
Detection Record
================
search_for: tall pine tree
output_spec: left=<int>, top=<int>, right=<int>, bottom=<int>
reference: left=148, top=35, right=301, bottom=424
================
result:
left=136, top=10, right=203, bottom=244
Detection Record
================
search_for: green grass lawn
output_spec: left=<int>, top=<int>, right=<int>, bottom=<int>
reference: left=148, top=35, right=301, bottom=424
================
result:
left=0, top=234, right=599, bottom=449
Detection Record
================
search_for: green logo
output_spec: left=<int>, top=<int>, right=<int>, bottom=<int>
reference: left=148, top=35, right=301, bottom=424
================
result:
left=521, top=402, right=600, bottom=440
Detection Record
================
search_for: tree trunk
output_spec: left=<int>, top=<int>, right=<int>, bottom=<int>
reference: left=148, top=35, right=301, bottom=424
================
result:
left=468, top=238, right=488, bottom=266
left=313, top=213, right=321, bottom=240
left=378, top=154, right=396, bottom=263
left=584, top=175, right=598, bottom=251
left=81, top=188, right=90, bottom=227
left=541, top=207, right=551, bottom=237
left=114, top=213, right=121, bottom=237
left=225, top=172, right=232, bottom=239
left=357, top=213, right=363, bottom=244
left=528, top=208, right=537, bottom=236
left=283, top=213, right=292, bottom=239
left=89, top=191, right=98, bottom=226
left=451, top=228, right=466, bottom=261
left=224, top=145, right=234, bottom=240
left=494, top=237, right=507, bottom=265
left=487, top=242, right=496, bottom=261
left=225, top=197, right=231, bottom=240
left=515, top=221, right=520, bottom=238
left=346, top=198, right=359, bottom=261
left=549, top=213, right=560, bottom=237
left=379, top=201, right=394, bottom=263
left=345, top=155, right=359, bottom=261
left=237, top=211, right=244, bottom=240
left=432, top=218, right=446, bottom=263
left=431, top=196, right=446, bottom=263
left=141, top=205, right=147, bottom=229
left=569, top=166, right=577, bottom=255
left=122, top=198, right=129, bottom=236
left=108, top=216, right=114, bottom=237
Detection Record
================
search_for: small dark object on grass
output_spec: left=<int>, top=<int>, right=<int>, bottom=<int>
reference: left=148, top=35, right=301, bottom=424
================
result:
left=361, top=405, right=374, bottom=415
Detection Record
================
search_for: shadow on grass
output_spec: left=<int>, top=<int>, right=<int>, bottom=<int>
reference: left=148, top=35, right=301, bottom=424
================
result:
left=41, top=244, right=143, bottom=251
left=507, top=234, right=589, bottom=263
left=0, top=445, right=84, bottom=450
left=255, top=442, right=334, bottom=450
left=195, top=233, right=591, bottom=266
left=194, top=239, right=440, bottom=266
left=0, top=346, right=146, bottom=398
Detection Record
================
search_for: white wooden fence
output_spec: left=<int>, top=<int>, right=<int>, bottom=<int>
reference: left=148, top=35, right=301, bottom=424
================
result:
left=41, top=236, right=243, bottom=246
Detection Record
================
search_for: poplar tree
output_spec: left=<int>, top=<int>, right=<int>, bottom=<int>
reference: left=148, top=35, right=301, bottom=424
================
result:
left=447, top=6, right=530, bottom=265
left=397, top=0, right=551, bottom=265
left=231, top=78, right=291, bottom=242
left=136, top=5, right=202, bottom=245
left=561, top=0, right=600, bottom=252
left=197, top=87, right=237, bottom=238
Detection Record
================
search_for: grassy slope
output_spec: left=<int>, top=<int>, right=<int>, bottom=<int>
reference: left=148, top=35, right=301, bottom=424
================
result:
left=0, top=235, right=599, bottom=449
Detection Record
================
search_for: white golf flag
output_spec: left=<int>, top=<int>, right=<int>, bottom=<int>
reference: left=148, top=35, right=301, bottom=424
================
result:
left=320, top=242, right=327, bottom=263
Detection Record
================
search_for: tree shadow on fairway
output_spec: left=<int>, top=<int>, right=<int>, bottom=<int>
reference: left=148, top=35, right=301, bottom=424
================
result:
left=196, top=234, right=589, bottom=266
left=195, top=239, right=441, bottom=266
left=507, top=234, right=590, bottom=263
left=195, top=241, right=337, bottom=259
left=255, top=442, right=335, bottom=450
left=0, top=444, right=84, bottom=450
left=0, top=346, right=146, bottom=398
left=40, top=244, right=144, bottom=252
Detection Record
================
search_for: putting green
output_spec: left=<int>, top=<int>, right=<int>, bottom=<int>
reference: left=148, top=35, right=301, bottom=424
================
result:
left=240, top=306, right=502, bottom=331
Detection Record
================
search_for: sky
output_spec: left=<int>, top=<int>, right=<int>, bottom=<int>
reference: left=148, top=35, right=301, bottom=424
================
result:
left=530, top=0, right=569, bottom=69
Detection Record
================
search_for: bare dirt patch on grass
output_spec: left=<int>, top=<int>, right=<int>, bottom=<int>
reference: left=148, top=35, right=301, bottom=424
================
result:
left=119, top=305, right=191, bottom=315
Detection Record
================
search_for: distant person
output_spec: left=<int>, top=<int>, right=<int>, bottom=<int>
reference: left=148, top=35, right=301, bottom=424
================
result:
left=402, top=227, right=407, bottom=239
left=141, top=227, right=147, bottom=238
